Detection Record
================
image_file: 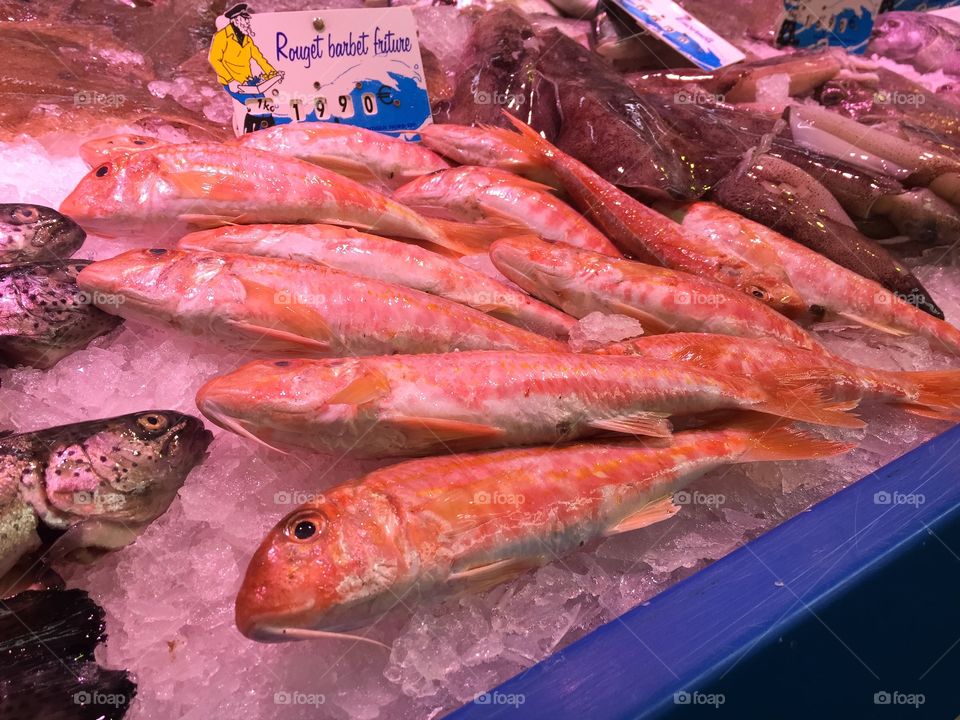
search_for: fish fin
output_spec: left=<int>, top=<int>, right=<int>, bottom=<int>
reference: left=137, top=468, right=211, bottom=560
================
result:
left=304, top=154, right=381, bottom=183
left=168, top=170, right=248, bottom=201
left=836, top=311, right=912, bottom=337
left=427, top=218, right=529, bottom=256
left=46, top=520, right=143, bottom=562
left=588, top=412, right=673, bottom=438
left=448, top=557, right=540, bottom=593
left=234, top=277, right=334, bottom=350
left=605, top=496, right=680, bottom=536
left=496, top=114, right=553, bottom=162
left=225, top=320, right=332, bottom=352
left=264, top=626, right=390, bottom=649
left=384, top=415, right=506, bottom=444
left=897, top=370, right=960, bottom=413
left=328, top=368, right=391, bottom=405
left=898, top=404, right=960, bottom=422
left=722, top=413, right=856, bottom=461
left=178, top=213, right=243, bottom=229
left=752, top=369, right=866, bottom=429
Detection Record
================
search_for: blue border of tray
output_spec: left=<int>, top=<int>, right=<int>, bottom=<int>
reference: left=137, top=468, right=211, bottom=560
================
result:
left=449, top=423, right=960, bottom=719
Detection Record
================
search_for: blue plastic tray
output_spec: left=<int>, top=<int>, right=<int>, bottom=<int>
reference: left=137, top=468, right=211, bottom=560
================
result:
left=450, top=424, right=960, bottom=718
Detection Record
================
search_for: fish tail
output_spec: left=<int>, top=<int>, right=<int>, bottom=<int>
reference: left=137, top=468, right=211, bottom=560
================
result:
left=495, top=113, right=553, bottom=161
left=893, top=369, right=960, bottom=419
left=721, top=413, right=856, bottom=462
left=751, top=368, right=866, bottom=429
left=427, top=218, right=531, bottom=256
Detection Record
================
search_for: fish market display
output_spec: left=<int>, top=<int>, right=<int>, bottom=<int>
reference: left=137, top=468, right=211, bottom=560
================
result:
left=236, top=419, right=852, bottom=637
left=232, top=123, right=450, bottom=189
left=599, top=333, right=960, bottom=420
left=393, top=166, right=623, bottom=257
left=0, top=589, right=135, bottom=719
left=0, top=411, right=212, bottom=579
left=77, top=249, right=566, bottom=356
left=197, top=352, right=860, bottom=458
left=670, top=202, right=960, bottom=356
left=59, top=143, right=495, bottom=254
left=489, top=235, right=822, bottom=350
left=177, top=224, right=576, bottom=338
left=0, top=203, right=85, bottom=264
left=0, top=260, right=122, bottom=369
left=418, top=124, right=557, bottom=185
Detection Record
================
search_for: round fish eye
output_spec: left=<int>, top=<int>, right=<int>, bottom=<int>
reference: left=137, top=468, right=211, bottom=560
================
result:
left=750, top=288, right=767, bottom=299
left=137, top=413, right=169, bottom=432
left=148, top=248, right=168, bottom=255
left=95, top=164, right=111, bottom=177
left=285, top=511, right=325, bottom=542
left=13, top=206, right=36, bottom=222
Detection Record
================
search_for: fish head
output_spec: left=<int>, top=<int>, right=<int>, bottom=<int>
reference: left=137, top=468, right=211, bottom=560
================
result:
left=60, top=149, right=170, bottom=237
left=79, top=133, right=164, bottom=168
left=196, top=359, right=374, bottom=451
left=870, top=13, right=931, bottom=61
left=489, top=235, right=583, bottom=306
left=0, top=204, right=86, bottom=263
left=739, top=274, right=808, bottom=318
left=77, top=248, right=227, bottom=319
left=37, top=411, right=212, bottom=556
left=236, top=489, right=410, bottom=640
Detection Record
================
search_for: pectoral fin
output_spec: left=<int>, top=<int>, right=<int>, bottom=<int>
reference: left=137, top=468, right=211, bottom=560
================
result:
left=328, top=369, right=391, bottom=405
left=605, top=496, right=680, bottom=536
left=225, top=320, right=331, bottom=352
left=589, top=412, right=673, bottom=438
left=448, top=557, right=541, bottom=593
left=836, top=311, right=912, bottom=337
left=603, top=300, right=671, bottom=335
left=384, top=415, right=506, bottom=444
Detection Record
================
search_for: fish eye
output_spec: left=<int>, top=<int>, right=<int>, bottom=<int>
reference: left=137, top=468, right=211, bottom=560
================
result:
left=137, top=413, right=169, bottom=432
left=750, top=288, right=767, bottom=300
left=133, top=139, right=147, bottom=145
left=95, top=164, right=111, bottom=177
left=148, top=248, right=167, bottom=255
left=13, top=206, right=36, bottom=222
left=274, top=360, right=290, bottom=367
left=285, top=511, right=325, bottom=542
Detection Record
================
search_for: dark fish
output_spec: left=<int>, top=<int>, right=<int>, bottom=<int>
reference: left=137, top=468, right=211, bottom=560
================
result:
left=0, top=410, right=213, bottom=582
left=869, top=11, right=960, bottom=78
left=0, top=204, right=85, bottom=264
left=712, top=155, right=945, bottom=319
left=0, top=589, right=135, bottom=720
left=0, top=260, right=122, bottom=369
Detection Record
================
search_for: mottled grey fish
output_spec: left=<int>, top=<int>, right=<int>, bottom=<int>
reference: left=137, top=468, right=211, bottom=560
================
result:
left=0, top=260, right=122, bottom=369
left=0, top=411, right=213, bottom=580
left=0, top=204, right=85, bottom=264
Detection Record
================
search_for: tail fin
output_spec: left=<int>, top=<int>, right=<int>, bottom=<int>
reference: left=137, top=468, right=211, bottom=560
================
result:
left=491, top=113, right=555, bottom=163
left=721, top=413, right=857, bottom=462
left=427, top=218, right=531, bottom=256
left=896, top=369, right=960, bottom=414
left=750, top=368, right=866, bottom=429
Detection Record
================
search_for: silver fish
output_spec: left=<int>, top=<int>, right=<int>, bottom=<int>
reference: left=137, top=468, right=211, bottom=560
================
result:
left=0, top=411, right=213, bottom=580
left=0, top=260, right=122, bottom=369
left=0, top=204, right=85, bottom=264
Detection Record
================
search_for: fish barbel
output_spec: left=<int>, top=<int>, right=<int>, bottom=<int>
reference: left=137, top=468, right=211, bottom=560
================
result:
left=59, top=143, right=495, bottom=254
left=235, top=418, right=853, bottom=638
left=489, top=235, right=822, bottom=351
left=671, top=202, right=960, bottom=357
left=597, top=333, right=960, bottom=420
left=495, top=114, right=806, bottom=317
left=232, top=123, right=450, bottom=189
left=393, top=166, right=623, bottom=257
left=0, top=204, right=85, bottom=264
left=77, top=249, right=565, bottom=357
left=0, top=411, right=212, bottom=578
left=0, top=260, right=122, bottom=369
left=79, top=133, right=166, bottom=167
left=196, top=351, right=862, bottom=458
left=177, top=224, right=576, bottom=339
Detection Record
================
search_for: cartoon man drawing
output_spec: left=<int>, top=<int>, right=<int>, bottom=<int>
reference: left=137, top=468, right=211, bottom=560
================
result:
left=209, top=3, right=279, bottom=103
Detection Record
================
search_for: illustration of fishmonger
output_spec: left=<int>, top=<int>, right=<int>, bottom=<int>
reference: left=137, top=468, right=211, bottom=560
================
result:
left=209, top=3, right=279, bottom=103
